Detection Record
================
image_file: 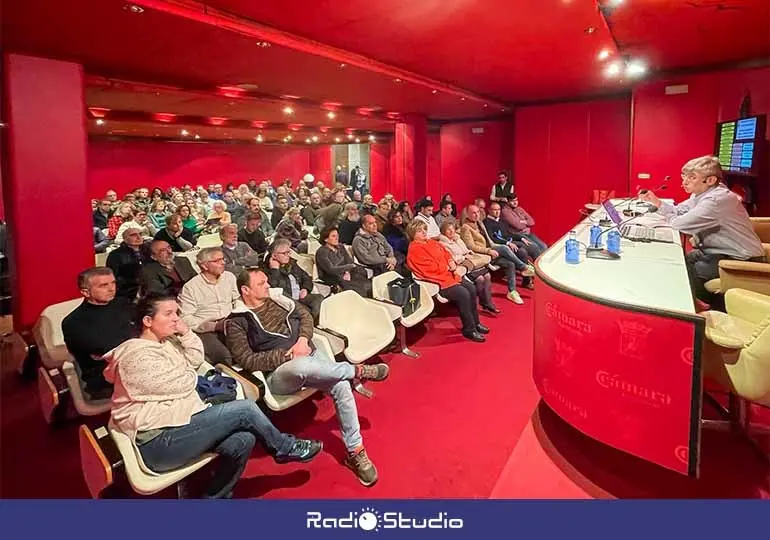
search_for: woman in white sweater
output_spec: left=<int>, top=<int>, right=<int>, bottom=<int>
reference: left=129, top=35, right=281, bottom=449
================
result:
left=105, top=294, right=322, bottom=498
left=438, top=220, right=499, bottom=314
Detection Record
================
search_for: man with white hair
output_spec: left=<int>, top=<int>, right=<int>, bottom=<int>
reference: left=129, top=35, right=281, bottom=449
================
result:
left=219, top=224, right=263, bottom=274
left=179, top=247, right=239, bottom=364
left=141, top=239, right=197, bottom=297
left=640, top=154, right=765, bottom=310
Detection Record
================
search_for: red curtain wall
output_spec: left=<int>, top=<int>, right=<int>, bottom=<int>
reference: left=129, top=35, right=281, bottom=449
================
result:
left=513, top=97, right=632, bottom=244
left=87, top=140, right=314, bottom=198
left=440, top=120, right=514, bottom=210
left=631, top=66, right=770, bottom=208
left=426, top=132, right=441, bottom=200
left=370, top=141, right=391, bottom=200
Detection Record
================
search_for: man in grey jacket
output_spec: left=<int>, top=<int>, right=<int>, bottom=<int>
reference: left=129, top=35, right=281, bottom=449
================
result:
left=220, top=224, right=263, bottom=275
left=351, top=215, right=404, bottom=276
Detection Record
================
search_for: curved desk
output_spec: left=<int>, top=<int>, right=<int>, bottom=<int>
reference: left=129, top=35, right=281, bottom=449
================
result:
left=533, top=201, right=705, bottom=477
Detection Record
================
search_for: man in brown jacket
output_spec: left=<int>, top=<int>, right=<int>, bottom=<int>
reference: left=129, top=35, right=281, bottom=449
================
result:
left=224, top=267, right=388, bottom=487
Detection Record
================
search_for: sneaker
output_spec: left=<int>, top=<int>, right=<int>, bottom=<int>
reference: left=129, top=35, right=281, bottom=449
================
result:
left=346, top=447, right=378, bottom=487
left=507, top=290, right=524, bottom=305
left=274, top=439, right=323, bottom=464
left=521, top=265, right=535, bottom=277
left=356, top=363, right=390, bottom=382
left=487, top=263, right=500, bottom=272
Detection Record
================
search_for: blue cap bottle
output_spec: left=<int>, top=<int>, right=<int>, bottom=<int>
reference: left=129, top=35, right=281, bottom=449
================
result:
left=565, top=231, right=580, bottom=264
left=590, top=223, right=602, bottom=248
left=607, top=230, right=621, bottom=254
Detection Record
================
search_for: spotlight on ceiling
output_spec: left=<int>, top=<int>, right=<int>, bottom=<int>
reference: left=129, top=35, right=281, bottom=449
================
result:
left=180, top=129, right=189, bottom=136
left=305, top=138, right=311, bottom=144
left=286, top=135, right=292, bottom=141
left=625, top=59, right=647, bottom=77
left=95, top=119, right=106, bottom=126
left=311, top=135, right=318, bottom=142
left=460, top=97, right=466, bottom=101
left=335, top=137, right=341, bottom=143
left=339, top=63, right=347, bottom=69
left=355, top=137, right=361, bottom=143
left=283, top=106, right=294, bottom=115
left=124, top=4, right=144, bottom=14
left=256, top=134, right=264, bottom=142
left=368, top=135, right=376, bottom=142
left=604, top=61, right=622, bottom=78
left=432, top=90, right=438, bottom=95
left=194, top=134, right=201, bottom=140
left=347, top=133, right=354, bottom=140
left=255, top=41, right=271, bottom=48
left=393, top=78, right=402, bottom=83
left=327, top=111, right=336, bottom=120
left=597, top=49, right=611, bottom=61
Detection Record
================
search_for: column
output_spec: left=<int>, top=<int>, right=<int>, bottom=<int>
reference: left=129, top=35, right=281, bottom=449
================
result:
left=393, top=115, right=427, bottom=202
left=4, top=54, right=92, bottom=330
left=308, top=145, right=332, bottom=186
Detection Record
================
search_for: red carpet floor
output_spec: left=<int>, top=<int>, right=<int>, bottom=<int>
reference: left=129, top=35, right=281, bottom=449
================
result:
left=0, top=282, right=540, bottom=498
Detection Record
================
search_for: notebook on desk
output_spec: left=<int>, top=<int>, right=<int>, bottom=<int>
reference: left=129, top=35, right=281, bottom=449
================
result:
left=601, top=200, right=675, bottom=244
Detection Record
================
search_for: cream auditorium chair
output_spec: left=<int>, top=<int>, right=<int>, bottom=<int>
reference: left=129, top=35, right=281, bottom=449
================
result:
left=290, top=250, right=331, bottom=297
left=750, top=217, right=770, bottom=244
left=79, top=359, right=242, bottom=498
left=195, top=233, right=222, bottom=249
left=704, top=243, right=770, bottom=298
left=34, top=298, right=112, bottom=424
left=318, top=290, right=395, bottom=398
left=370, top=271, right=434, bottom=358
left=701, top=288, right=770, bottom=438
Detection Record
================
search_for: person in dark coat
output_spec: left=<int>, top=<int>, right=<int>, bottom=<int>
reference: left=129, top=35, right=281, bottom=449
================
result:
left=106, top=228, right=146, bottom=301
left=264, top=238, right=324, bottom=323
left=141, top=240, right=198, bottom=297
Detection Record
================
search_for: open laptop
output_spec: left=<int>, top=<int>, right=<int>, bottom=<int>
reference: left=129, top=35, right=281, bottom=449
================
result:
left=601, top=200, right=675, bottom=244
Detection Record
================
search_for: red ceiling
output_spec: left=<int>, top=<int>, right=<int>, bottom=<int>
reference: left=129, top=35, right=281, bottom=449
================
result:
left=2, top=0, right=768, bottom=143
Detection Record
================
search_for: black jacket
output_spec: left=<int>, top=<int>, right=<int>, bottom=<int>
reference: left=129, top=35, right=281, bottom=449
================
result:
left=265, top=261, right=313, bottom=297
left=238, top=227, right=268, bottom=254
left=93, top=209, right=111, bottom=230
left=141, top=258, right=197, bottom=297
left=153, top=228, right=197, bottom=252
left=483, top=217, right=525, bottom=244
left=106, top=243, right=146, bottom=300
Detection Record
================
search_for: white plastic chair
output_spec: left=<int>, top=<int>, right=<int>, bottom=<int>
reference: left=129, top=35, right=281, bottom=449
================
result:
left=34, top=298, right=112, bottom=423
left=413, top=278, right=449, bottom=304
left=290, top=251, right=330, bottom=297
left=371, top=271, right=434, bottom=358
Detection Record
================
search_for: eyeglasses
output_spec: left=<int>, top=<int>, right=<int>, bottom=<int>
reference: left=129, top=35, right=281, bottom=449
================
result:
left=208, top=257, right=226, bottom=263
left=274, top=250, right=291, bottom=256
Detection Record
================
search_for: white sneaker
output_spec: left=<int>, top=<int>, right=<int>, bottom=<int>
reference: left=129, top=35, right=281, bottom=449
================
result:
left=521, top=265, right=535, bottom=277
left=507, top=290, right=524, bottom=305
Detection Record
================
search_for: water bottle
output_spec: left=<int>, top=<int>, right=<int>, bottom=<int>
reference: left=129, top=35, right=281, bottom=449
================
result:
left=565, top=230, right=580, bottom=264
left=607, top=230, right=621, bottom=255
left=590, top=223, right=602, bottom=248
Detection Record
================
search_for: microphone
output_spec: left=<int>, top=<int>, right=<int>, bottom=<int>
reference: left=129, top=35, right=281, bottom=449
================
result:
left=638, top=176, right=671, bottom=195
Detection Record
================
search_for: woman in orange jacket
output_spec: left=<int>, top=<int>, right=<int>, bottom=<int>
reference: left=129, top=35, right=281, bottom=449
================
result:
left=406, top=220, right=488, bottom=343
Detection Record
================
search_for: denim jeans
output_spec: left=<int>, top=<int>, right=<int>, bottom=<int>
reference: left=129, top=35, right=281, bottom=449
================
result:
left=267, top=347, right=361, bottom=452
left=522, top=233, right=547, bottom=259
left=138, top=400, right=296, bottom=498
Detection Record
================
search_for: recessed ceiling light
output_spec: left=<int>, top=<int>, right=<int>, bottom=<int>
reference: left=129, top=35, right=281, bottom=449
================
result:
left=95, top=119, right=106, bottom=126
left=460, top=97, right=466, bottom=101
left=339, top=63, right=347, bottom=69
left=305, top=138, right=311, bottom=144
left=312, top=135, right=319, bottom=142
left=180, top=129, right=189, bottom=136
left=335, top=137, right=341, bottom=143
left=483, top=104, right=489, bottom=108
left=393, top=78, right=402, bottom=83
left=584, top=26, right=597, bottom=35
left=355, top=137, right=361, bottom=143
left=194, top=134, right=201, bottom=140
left=626, top=59, right=647, bottom=77
left=327, top=111, right=336, bottom=119
left=256, top=134, right=263, bottom=142
left=604, top=61, right=622, bottom=77
left=347, top=133, right=354, bottom=140
left=598, top=49, right=611, bottom=61
left=123, top=4, right=144, bottom=14
left=283, top=106, right=294, bottom=115
left=255, top=41, right=271, bottom=48
left=368, top=135, right=375, bottom=142
left=236, top=83, right=260, bottom=91
left=432, top=90, right=438, bottom=95
left=286, top=135, right=292, bottom=141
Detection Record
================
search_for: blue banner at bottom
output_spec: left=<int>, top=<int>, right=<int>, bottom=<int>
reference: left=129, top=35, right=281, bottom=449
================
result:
left=1, top=500, right=766, bottom=539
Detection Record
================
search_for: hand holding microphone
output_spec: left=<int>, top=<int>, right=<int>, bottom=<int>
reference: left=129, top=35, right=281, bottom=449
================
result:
left=637, top=176, right=670, bottom=209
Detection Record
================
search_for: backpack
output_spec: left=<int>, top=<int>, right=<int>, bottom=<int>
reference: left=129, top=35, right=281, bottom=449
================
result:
left=196, top=369, right=238, bottom=405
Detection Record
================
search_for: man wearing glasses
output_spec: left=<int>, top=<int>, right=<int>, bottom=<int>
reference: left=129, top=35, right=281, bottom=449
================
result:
left=639, top=155, right=764, bottom=310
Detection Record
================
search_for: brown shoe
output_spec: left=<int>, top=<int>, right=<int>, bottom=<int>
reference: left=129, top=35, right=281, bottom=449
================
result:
left=356, top=363, right=390, bottom=382
left=346, top=448, right=378, bottom=487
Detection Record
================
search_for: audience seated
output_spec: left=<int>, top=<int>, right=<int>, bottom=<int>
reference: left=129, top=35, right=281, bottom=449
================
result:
left=373, top=199, right=391, bottom=231
left=406, top=220, right=488, bottom=342
left=352, top=215, right=405, bottom=276
left=62, top=267, right=136, bottom=400
left=382, top=209, right=409, bottom=262
left=141, top=240, right=197, bottom=297
left=396, top=201, right=413, bottom=224
left=301, top=192, right=322, bottom=227
left=439, top=221, right=498, bottom=313
left=434, top=200, right=455, bottom=230
left=93, top=199, right=113, bottom=230
left=148, top=200, right=170, bottom=231
left=360, top=194, right=377, bottom=216
left=339, top=202, right=362, bottom=245
left=117, top=209, right=157, bottom=241
left=413, top=198, right=441, bottom=239
left=154, top=214, right=197, bottom=252
left=179, top=247, right=239, bottom=365
left=219, top=224, right=263, bottom=275
left=271, top=196, right=289, bottom=229
left=106, top=228, right=146, bottom=301
left=264, top=239, right=324, bottom=323
left=501, top=194, right=548, bottom=258
left=316, top=189, right=347, bottom=232
left=484, top=202, right=535, bottom=289
left=225, top=268, right=387, bottom=486
left=177, top=204, right=204, bottom=236
left=461, top=205, right=530, bottom=305
left=315, top=227, right=372, bottom=297
left=93, top=227, right=110, bottom=253
left=107, top=203, right=134, bottom=240
left=274, top=208, right=309, bottom=254
left=473, top=198, right=487, bottom=221
left=237, top=212, right=268, bottom=255
left=105, top=294, right=322, bottom=499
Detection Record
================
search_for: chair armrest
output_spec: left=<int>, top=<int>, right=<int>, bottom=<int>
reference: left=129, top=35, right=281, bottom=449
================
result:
left=365, top=298, right=401, bottom=322
left=718, top=260, right=770, bottom=297
left=719, top=259, right=770, bottom=274
left=704, top=323, right=747, bottom=350
left=725, top=288, right=770, bottom=326
left=315, top=326, right=350, bottom=348
left=314, top=327, right=346, bottom=355
left=216, top=364, right=263, bottom=401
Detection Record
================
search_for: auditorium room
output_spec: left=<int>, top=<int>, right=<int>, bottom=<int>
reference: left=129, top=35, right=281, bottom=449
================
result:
left=1, top=0, right=769, bottom=499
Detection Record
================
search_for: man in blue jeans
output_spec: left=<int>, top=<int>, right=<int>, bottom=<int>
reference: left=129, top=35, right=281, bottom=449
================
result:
left=225, top=268, right=389, bottom=487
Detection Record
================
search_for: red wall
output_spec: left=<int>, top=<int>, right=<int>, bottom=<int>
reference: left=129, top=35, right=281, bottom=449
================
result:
left=87, top=140, right=313, bottom=198
left=514, top=97, right=631, bottom=244
left=440, top=120, right=514, bottom=210
left=631, top=66, right=770, bottom=207
left=308, top=145, right=332, bottom=186
left=370, top=141, right=391, bottom=200
left=426, top=132, right=441, bottom=201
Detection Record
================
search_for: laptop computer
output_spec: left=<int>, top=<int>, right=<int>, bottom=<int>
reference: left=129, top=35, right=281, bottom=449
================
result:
left=601, top=200, right=675, bottom=244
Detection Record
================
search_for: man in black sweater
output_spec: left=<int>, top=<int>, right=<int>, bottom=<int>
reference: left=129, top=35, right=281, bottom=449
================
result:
left=154, top=214, right=197, bottom=252
left=237, top=212, right=268, bottom=256
left=62, top=267, right=136, bottom=400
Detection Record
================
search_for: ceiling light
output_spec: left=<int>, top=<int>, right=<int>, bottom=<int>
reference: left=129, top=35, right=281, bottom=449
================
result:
left=124, top=4, right=144, bottom=14
left=607, top=0, right=624, bottom=6
left=339, top=63, right=347, bottom=69
left=584, top=26, right=597, bottom=35
left=393, top=78, right=402, bottom=83
left=335, top=137, right=341, bottom=143
left=347, top=134, right=354, bottom=140
left=194, top=134, right=201, bottom=140
left=368, top=135, right=375, bottom=142
left=283, top=106, right=294, bottom=115
left=180, top=129, right=189, bottom=136
left=255, top=41, right=271, bottom=48
left=312, top=135, right=319, bottom=142
left=95, top=119, right=106, bottom=126
left=256, top=134, right=263, bottom=142
left=598, top=49, right=611, bottom=61
left=305, top=138, right=311, bottom=144
left=483, top=104, right=489, bottom=108
left=355, top=137, right=361, bottom=143
left=286, top=135, right=292, bottom=141
left=432, top=90, right=438, bottom=95
left=604, top=61, right=622, bottom=77
left=626, top=59, right=647, bottom=77
left=327, top=111, right=336, bottom=120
